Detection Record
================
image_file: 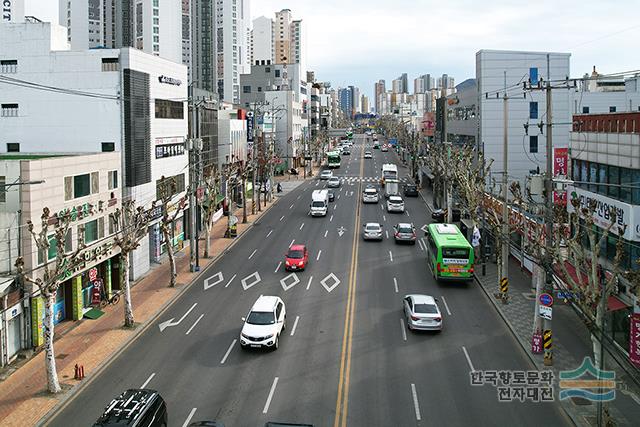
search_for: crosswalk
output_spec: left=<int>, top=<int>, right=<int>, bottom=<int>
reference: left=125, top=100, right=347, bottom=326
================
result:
left=335, top=176, right=409, bottom=183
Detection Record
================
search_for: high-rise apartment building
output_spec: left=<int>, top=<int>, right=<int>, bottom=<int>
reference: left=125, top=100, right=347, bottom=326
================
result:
left=189, top=0, right=215, bottom=91
left=251, top=15, right=274, bottom=64
left=414, top=74, right=435, bottom=94
left=272, top=9, right=305, bottom=72
left=437, top=73, right=455, bottom=89
left=375, top=79, right=386, bottom=114
left=361, top=95, right=370, bottom=114
left=181, top=0, right=190, bottom=72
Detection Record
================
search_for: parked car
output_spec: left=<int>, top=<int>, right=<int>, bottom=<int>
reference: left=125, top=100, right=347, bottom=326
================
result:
left=240, top=296, right=286, bottom=350
left=386, top=196, right=405, bottom=213
left=403, top=294, right=443, bottom=331
left=431, top=208, right=461, bottom=223
left=362, top=222, right=383, bottom=241
left=393, top=223, right=416, bottom=245
left=362, top=187, right=379, bottom=203
left=320, top=170, right=333, bottom=180
left=403, top=184, right=418, bottom=197
left=364, top=151, right=372, bottom=159
left=94, top=389, right=168, bottom=427
left=285, top=244, right=308, bottom=271
left=327, top=176, right=341, bottom=188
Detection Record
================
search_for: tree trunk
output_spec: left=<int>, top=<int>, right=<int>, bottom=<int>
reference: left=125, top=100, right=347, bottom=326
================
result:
left=163, top=225, right=177, bottom=287
left=593, top=301, right=605, bottom=368
left=203, top=220, right=212, bottom=258
left=43, top=292, right=61, bottom=393
left=532, top=262, right=544, bottom=333
left=122, top=253, right=135, bottom=327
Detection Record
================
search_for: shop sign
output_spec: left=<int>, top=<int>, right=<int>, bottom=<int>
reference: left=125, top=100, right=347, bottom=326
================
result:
left=89, top=267, right=98, bottom=282
left=158, top=75, right=182, bottom=86
left=567, top=186, right=635, bottom=241
left=91, top=279, right=103, bottom=305
left=55, top=200, right=114, bottom=224
left=155, top=136, right=184, bottom=145
left=631, top=313, right=640, bottom=368
left=247, top=111, right=254, bottom=143
left=156, top=143, right=186, bottom=159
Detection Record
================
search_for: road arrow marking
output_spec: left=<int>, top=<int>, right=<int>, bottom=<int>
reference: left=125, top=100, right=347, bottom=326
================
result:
left=204, top=272, right=224, bottom=290
left=159, top=303, right=197, bottom=332
left=280, top=273, right=300, bottom=291
left=420, top=224, right=429, bottom=234
left=241, top=272, right=262, bottom=290
left=337, top=226, right=346, bottom=237
left=320, top=273, right=341, bottom=293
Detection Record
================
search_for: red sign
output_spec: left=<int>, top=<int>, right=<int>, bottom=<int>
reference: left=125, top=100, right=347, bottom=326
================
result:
left=89, top=267, right=98, bottom=282
left=422, top=112, right=435, bottom=137
left=91, top=279, right=103, bottom=306
left=553, top=147, right=568, bottom=176
left=539, top=293, right=554, bottom=307
left=532, top=332, right=543, bottom=354
left=631, top=313, right=640, bottom=368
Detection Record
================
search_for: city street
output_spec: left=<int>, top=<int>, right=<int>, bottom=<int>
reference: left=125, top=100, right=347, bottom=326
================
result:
left=46, top=135, right=571, bottom=426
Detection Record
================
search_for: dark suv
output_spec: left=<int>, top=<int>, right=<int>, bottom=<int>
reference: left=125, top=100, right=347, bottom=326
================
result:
left=94, top=389, right=168, bottom=427
left=403, top=184, right=418, bottom=197
left=431, top=208, right=461, bottom=223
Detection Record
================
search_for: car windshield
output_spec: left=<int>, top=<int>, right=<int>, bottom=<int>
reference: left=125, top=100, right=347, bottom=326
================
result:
left=406, top=185, right=416, bottom=190
left=414, top=303, right=438, bottom=314
left=247, top=311, right=275, bottom=325
left=398, top=226, right=413, bottom=233
left=288, top=250, right=304, bottom=259
left=366, top=224, right=381, bottom=231
left=312, top=201, right=325, bottom=208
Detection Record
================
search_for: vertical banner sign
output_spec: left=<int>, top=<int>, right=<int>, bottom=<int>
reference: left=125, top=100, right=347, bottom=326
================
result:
left=3, top=0, right=26, bottom=22
left=247, top=111, right=254, bottom=143
left=630, top=313, right=640, bottom=368
left=423, top=112, right=435, bottom=137
left=531, top=332, right=543, bottom=354
left=553, top=147, right=568, bottom=206
left=31, top=297, right=44, bottom=347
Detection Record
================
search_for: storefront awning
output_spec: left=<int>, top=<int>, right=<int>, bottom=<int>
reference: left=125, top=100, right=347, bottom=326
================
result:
left=608, top=296, right=629, bottom=312
left=0, top=277, right=14, bottom=295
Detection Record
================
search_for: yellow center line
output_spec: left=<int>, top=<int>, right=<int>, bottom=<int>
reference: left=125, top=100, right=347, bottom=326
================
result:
left=334, top=140, right=364, bottom=427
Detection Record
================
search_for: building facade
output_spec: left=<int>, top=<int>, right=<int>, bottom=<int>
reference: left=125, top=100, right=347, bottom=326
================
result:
left=251, top=16, right=274, bottom=64
left=445, top=79, right=478, bottom=146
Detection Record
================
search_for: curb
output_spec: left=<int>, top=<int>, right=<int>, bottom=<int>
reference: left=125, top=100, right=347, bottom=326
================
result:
left=38, top=198, right=280, bottom=426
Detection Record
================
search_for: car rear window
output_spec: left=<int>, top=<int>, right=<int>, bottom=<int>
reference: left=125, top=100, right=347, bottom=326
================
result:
left=414, top=303, right=438, bottom=314
left=312, top=201, right=325, bottom=208
left=288, top=250, right=304, bottom=259
left=390, top=197, right=402, bottom=202
left=365, top=189, right=377, bottom=194
left=366, top=224, right=381, bottom=231
left=398, top=226, right=413, bottom=233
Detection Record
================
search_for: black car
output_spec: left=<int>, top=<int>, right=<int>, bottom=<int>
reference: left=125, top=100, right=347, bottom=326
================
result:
left=403, top=184, right=419, bottom=197
left=328, top=189, right=335, bottom=202
left=94, top=389, right=167, bottom=427
left=342, top=149, right=351, bottom=155
left=431, top=208, right=461, bottom=223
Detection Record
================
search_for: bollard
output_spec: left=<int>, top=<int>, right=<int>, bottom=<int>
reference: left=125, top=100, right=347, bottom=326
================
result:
left=543, top=329, right=553, bottom=366
left=74, top=364, right=79, bottom=380
left=80, top=365, right=85, bottom=379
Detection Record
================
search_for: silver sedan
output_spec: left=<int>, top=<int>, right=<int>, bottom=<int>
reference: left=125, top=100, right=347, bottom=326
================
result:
left=362, top=222, right=383, bottom=241
left=403, top=294, right=443, bottom=331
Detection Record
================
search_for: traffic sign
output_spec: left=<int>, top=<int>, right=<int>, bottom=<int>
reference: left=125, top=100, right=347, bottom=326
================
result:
left=539, top=293, right=553, bottom=307
left=539, top=305, right=552, bottom=320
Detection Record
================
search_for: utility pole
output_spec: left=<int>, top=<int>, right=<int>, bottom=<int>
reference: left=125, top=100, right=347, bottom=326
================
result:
left=500, top=70, right=510, bottom=303
left=188, top=87, right=201, bottom=273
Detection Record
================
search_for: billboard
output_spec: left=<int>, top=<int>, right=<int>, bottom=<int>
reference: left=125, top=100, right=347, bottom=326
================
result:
left=2, top=0, right=25, bottom=22
left=553, top=147, right=568, bottom=206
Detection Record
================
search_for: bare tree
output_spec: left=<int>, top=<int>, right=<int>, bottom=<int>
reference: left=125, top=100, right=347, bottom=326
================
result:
left=112, top=200, right=153, bottom=327
left=157, top=176, right=188, bottom=287
left=201, top=165, right=222, bottom=258
left=14, top=208, right=86, bottom=393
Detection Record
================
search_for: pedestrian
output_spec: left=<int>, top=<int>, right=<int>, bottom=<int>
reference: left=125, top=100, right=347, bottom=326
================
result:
left=471, top=225, right=481, bottom=263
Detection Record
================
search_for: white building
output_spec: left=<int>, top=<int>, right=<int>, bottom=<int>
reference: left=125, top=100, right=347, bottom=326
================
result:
left=59, top=0, right=182, bottom=64
left=217, top=104, right=248, bottom=168
left=251, top=16, right=274, bottom=65
left=476, top=49, right=572, bottom=188
left=215, top=0, right=251, bottom=104
left=0, top=20, right=189, bottom=279
left=570, top=68, right=640, bottom=115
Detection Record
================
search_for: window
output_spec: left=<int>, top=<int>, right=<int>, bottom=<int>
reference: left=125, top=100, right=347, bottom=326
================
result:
left=529, top=102, right=538, bottom=119
left=582, top=106, right=590, bottom=114
left=153, top=17, right=159, bottom=25
left=153, top=0, right=159, bottom=6
left=84, top=219, right=98, bottom=244
left=153, top=35, right=159, bottom=43
left=108, top=213, right=118, bottom=235
left=275, top=69, right=280, bottom=77
left=42, top=230, right=72, bottom=263
left=242, top=85, right=251, bottom=93
left=608, top=165, right=619, bottom=198
left=0, top=59, right=17, bottom=73
left=6, top=143, right=19, bottom=152
left=153, top=45, right=159, bottom=52
left=153, top=9, right=159, bottom=16
left=257, top=86, right=262, bottom=92
left=609, top=106, right=617, bottom=113
left=155, top=99, right=184, bottom=119
left=529, top=136, right=538, bottom=153
left=153, top=26, right=159, bottom=34
left=0, top=176, right=5, bottom=202
left=73, top=174, right=91, bottom=198
left=101, top=57, right=118, bottom=72
left=620, top=167, right=632, bottom=203
left=265, top=67, right=270, bottom=73
left=101, top=142, right=115, bottom=152
left=108, top=170, right=118, bottom=190
left=1, top=104, right=18, bottom=117
left=529, top=67, right=538, bottom=84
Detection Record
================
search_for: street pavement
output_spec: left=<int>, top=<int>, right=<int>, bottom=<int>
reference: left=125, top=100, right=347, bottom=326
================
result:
left=45, top=135, right=571, bottom=427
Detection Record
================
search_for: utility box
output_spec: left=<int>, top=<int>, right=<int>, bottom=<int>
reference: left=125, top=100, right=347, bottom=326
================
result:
left=529, top=175, right=544, bottom=196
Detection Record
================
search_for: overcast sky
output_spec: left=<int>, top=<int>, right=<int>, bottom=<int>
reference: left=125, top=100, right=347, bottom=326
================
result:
left=27, top=0, right=640, bottom=98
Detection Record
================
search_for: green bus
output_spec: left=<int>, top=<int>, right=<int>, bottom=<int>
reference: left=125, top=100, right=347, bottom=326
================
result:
left=425, top=223, right=474, bottom=282
left=327, top=151, right=341, bottom=168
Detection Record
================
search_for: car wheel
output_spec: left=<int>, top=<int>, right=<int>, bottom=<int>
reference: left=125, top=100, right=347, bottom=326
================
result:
left=411, top=241, right=416, bottom=245
left=274, top=335, right=279, bottom=350
left=406, top=319, right=413, bottom=330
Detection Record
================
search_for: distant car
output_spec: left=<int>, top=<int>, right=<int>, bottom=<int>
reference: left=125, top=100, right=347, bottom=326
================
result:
left=386, top=195, right=405, bottom=213
left=403, top=294, right=442, bottom=331
left=320, top=170, right=333, bottom=180
left=342, top=148, right=351, bottom=155
left=362, top=187, right=379, bottom=204
left=327, top=177, right=341, bottom=188
left=328, top=189, right=335, bottom=202
left=94, top=389, right=168, bottom=427
left=240, top=296, right=286, bottom=350
left=403, top=184, right=418, bottom=197
left=285, top=244, right=308, bottom=271
left=373, top=143, right=380, bottom=149
left=364, top=151, right=372, bottom=159
left=393, top=223, right=416, bottom=245
left=431, top=208, right=461, bottom=223
left=363, top=222, right=383, bottom=241
left=381, top=145, right=388, bottom=152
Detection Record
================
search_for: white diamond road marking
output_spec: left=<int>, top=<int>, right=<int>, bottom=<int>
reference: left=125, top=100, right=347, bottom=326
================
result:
left=241, top=272, right=262, bottom=290
left=204, top=272, right=224, bottom=290
left=320, top=273, right=341, bottom=293
left=280, top=273, right=300, bottom=291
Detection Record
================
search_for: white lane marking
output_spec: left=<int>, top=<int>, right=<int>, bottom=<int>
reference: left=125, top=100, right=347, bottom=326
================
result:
left=300, top=222, right=305, bottom=230
left=462, top=346, right=476, bottom=372
left=315, top=180, right=319, bottom=186
left=275, top=261, right=282, bottom=273
left=280, top=215, right=285, bottom=221
left=141, top=373, right=156, bottom=388
left=225, top=273, right=237, bottom=288
left=248, top=249, right=257, bottom=259
left=385, top=230, right=389, bottom=239
left=417, top=239, right=425, bottom=251
left=380, top=204, right=383, bottom=211
left=337, top=194, right=341, bottom=200
left=400, top=318, right=407, bottom=341
left=334, top=204, right=337, bottom=210
left=289, top=239, right=295, bottom=248
left=330, top=215, right=334, bottom=222
left=290, top=316, right=300, bottom=336
left=389, top=251, right=393, bottom=262
left=185, top=314, right=204, bottom=335
left=393, top=277, right=399, bottom=293
left=220, top=339, right=237, bottom=364
left=297, top=195, right=301, bottom=200
left=306, top=276, right=313, bottom=290
left=383, top=215, right=387, bottom=221
left=411, top=384, right=422, bottom=421
left=263, top=377, right=279, bottom=414
left=316, top=250, right=322, bottom=261
left=181, top=408, right=198, bottom=427
left=324, top=229, right=328, bottom=238
left=406, top=210, right=410, bottom=217
left=267, top=230, right=273, bottom=238
left=290, top=203, right=295, bottom=209
left=159, top=303, right=198, bottom=332
left=441, top=296, right=452, bottom=315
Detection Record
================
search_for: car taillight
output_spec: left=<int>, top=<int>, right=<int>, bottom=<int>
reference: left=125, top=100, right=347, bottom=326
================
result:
left=410, top=315, right=420, bottom=321
left=469, top=267, right=474, bottom=273
left=437, top=263, right=442, bottom=272
left=395, top=232, right=400, bottom=238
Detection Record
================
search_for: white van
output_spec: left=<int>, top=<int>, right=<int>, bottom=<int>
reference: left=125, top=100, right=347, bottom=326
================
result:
left=310, top=190, right=329, bottom=217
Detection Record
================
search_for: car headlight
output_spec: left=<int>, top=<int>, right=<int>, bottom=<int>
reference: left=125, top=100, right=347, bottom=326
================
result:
left=241, top=333, right=251, bottom=339
left=298, top=261, right=304, bottom=266
left=285, top=261, right=290, bottom=266
left=264, top=334, right=274, bottom=339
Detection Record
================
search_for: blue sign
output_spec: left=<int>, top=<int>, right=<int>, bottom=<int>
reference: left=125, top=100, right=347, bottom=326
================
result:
left=539, top=293, right=553, bottom=307
left=389, top=138, right=398, bottom=146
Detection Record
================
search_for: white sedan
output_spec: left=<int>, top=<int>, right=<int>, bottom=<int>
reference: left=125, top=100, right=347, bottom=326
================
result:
left=386, top=196, right=405, bottom=213
left=320, top=170, right=333, bottom=180
left=364, top=151, right=372, bottom=159
left=403, top=294, right=443, bottom=331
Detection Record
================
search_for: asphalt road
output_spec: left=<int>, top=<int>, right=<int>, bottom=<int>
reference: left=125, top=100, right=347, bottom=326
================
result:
left=46, top=135, right=571, bottom=427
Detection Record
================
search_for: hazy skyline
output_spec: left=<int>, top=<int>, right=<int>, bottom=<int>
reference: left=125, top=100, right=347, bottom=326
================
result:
left=25, top=0, right=640, bottom=99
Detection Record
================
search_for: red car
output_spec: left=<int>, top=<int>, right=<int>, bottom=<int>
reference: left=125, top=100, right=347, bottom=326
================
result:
left=285, top=244, right=309, bottom=271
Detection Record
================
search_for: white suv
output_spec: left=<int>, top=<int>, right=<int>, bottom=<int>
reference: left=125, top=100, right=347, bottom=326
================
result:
left=240, top=296, right=286, bottom=350
left=386, top=196, right=405, bottom=213
left=362, top=187, right=379, bottom=203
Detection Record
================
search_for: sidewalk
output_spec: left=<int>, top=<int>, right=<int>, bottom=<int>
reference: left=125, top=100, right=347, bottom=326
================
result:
left=0, top=197, right=283, bottom=426
left=417, top=184, right=640, bottom=426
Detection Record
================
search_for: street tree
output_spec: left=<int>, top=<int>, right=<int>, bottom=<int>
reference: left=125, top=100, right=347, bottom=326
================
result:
left=157, top=176, right=188, bottom=287
left=14, top=208, right=86, bottom=393
left=112, top=200, right=153, bottom=327
left=201, top=165, right=222, bottom=258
